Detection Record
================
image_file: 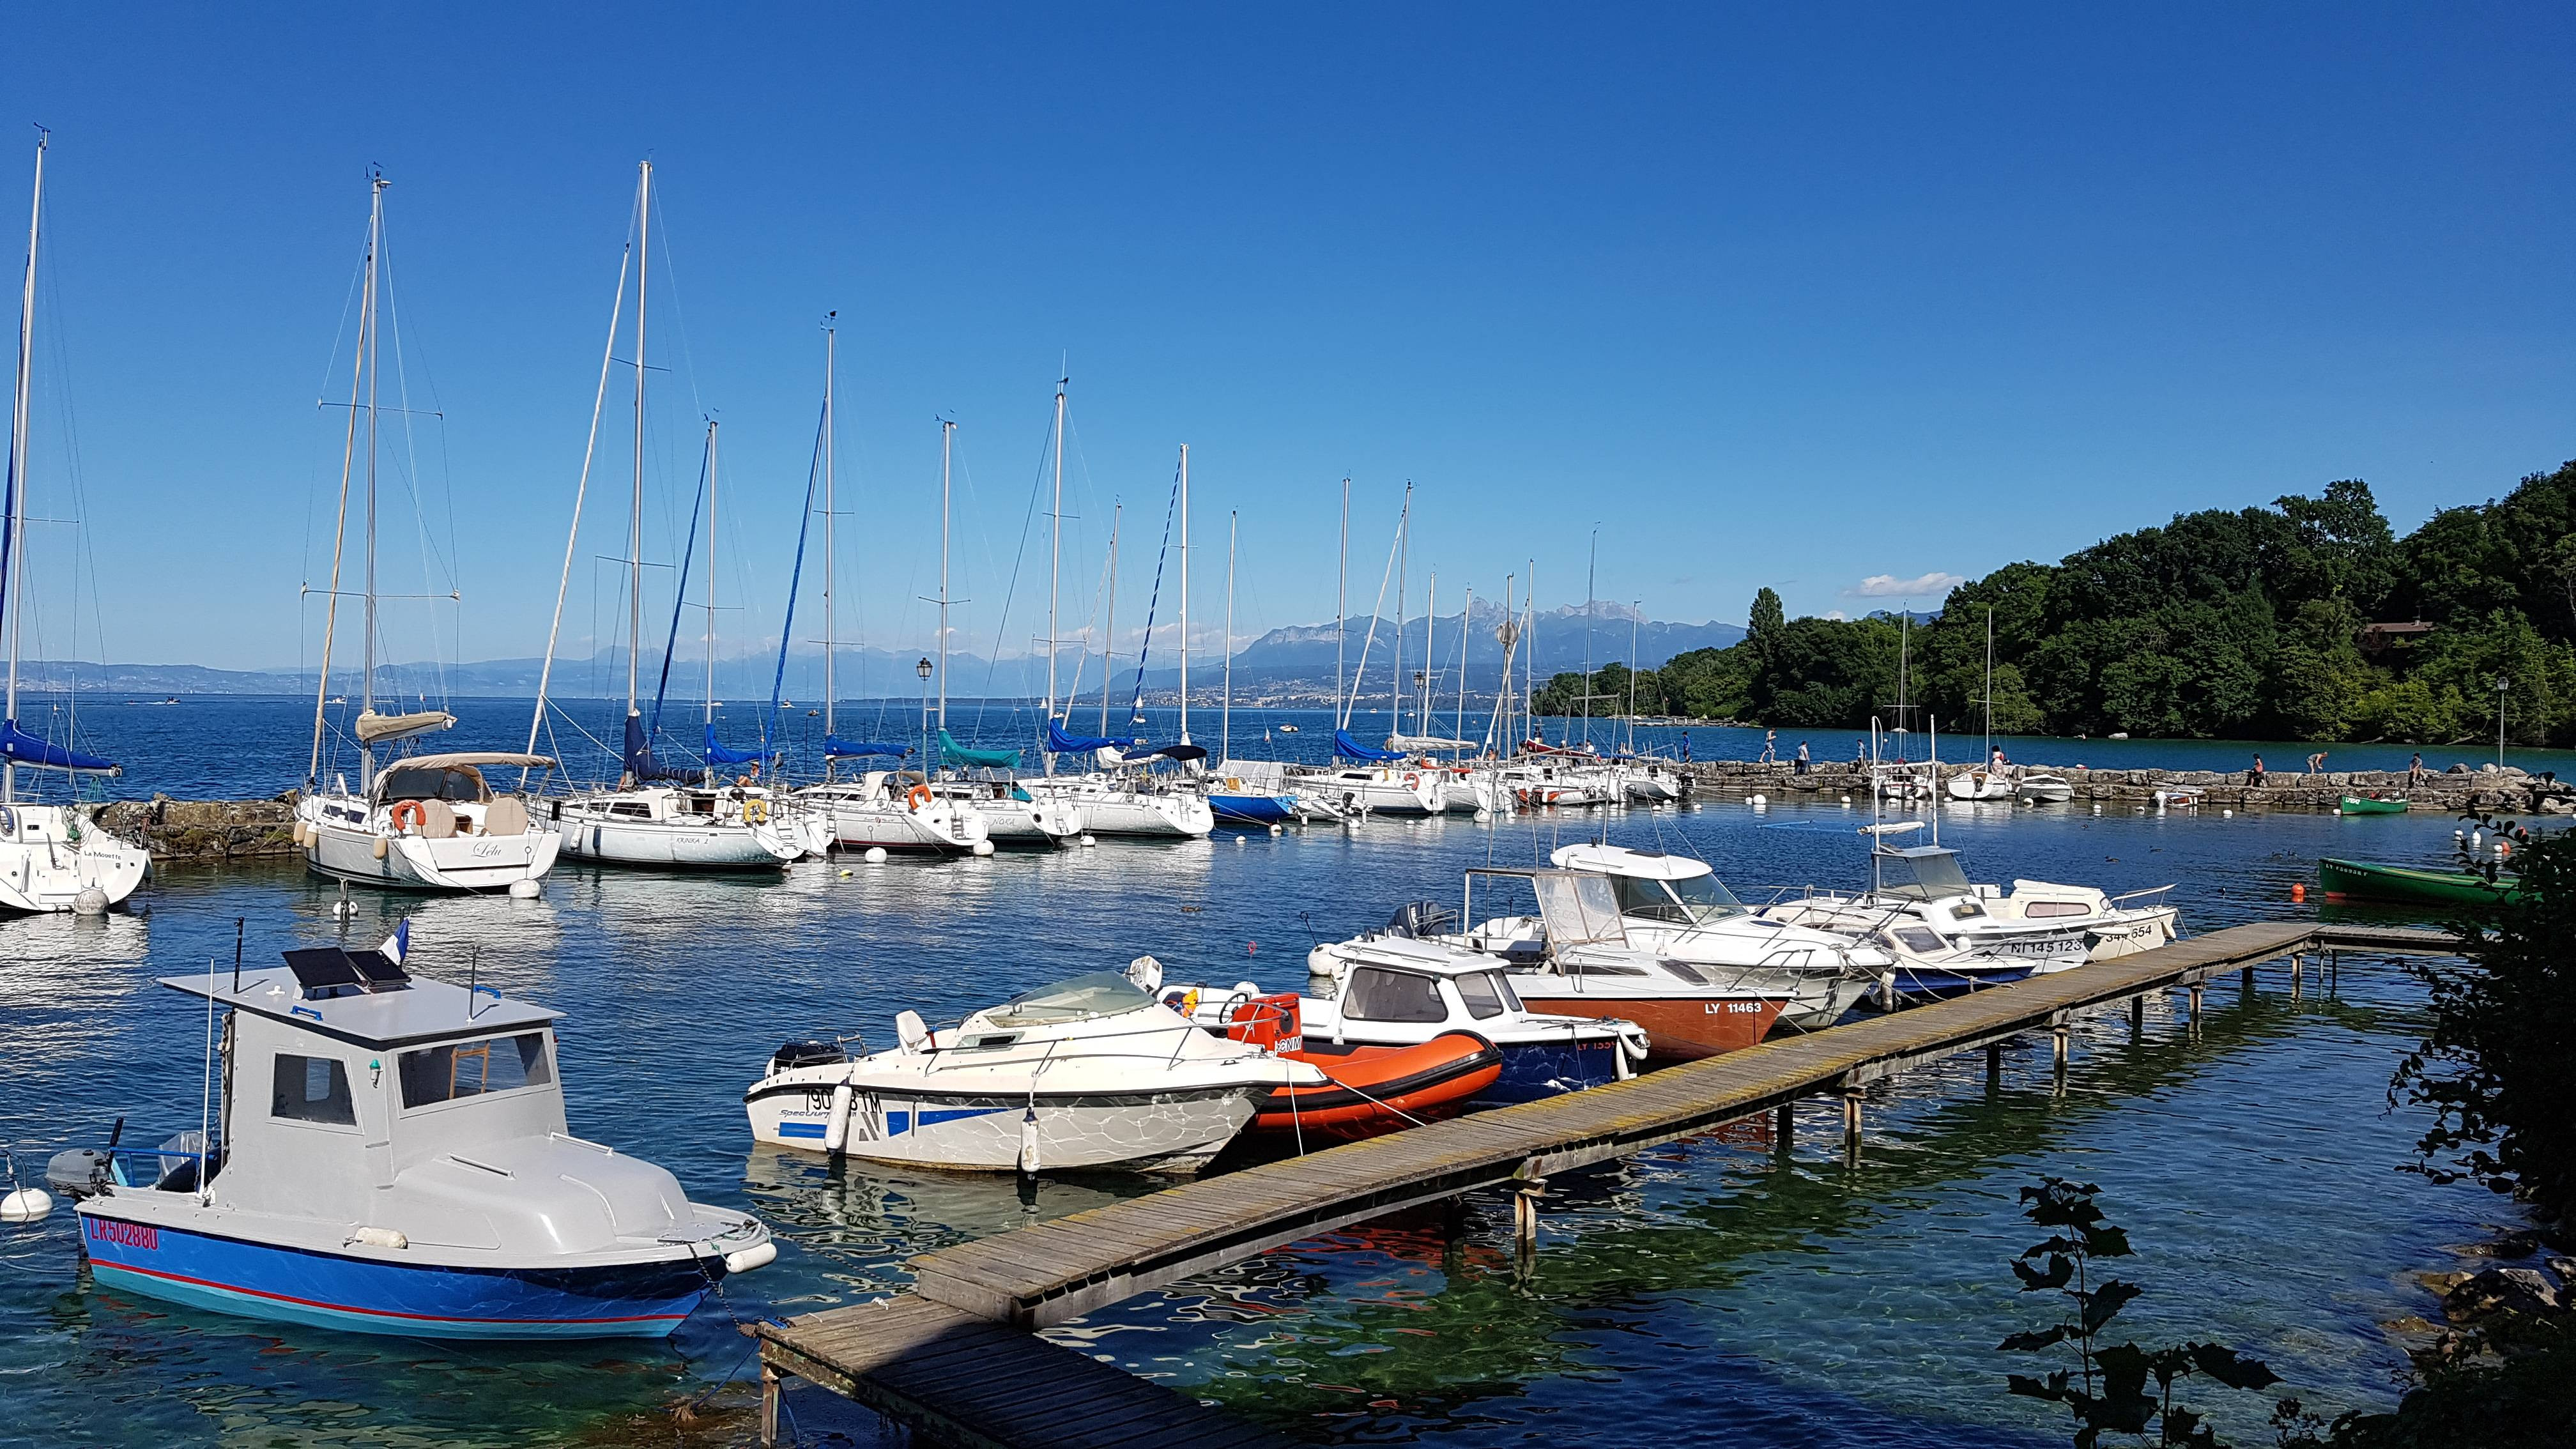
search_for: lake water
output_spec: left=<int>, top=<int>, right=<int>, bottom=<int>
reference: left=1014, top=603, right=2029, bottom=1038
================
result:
left=0, top=700, right=2532, bottom=1448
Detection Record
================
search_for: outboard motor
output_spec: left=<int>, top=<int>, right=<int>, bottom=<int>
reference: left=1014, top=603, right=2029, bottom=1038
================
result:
left=45, top=1148, right=113, bottom=1201
left=1385, top=901, right=1457, bottom=940
left=769, top=1040, right=848, bottom=1075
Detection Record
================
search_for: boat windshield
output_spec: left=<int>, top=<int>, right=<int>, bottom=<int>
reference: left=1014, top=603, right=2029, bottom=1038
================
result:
left=1878, top=847, right=1972, bottom=900
left=990, top=970, right=1156, bottom=1025
left=1613, top=871, right=1745, bottom=924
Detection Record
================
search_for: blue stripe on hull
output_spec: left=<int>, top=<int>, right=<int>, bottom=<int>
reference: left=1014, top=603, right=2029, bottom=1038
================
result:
left=1894, top=965, right=2037, bottom=999
left=1209, top=794, right=1298, bottom=824
left=80, top=1215, right=710, bottom=1340
left=1484, top=1038, right=1622, bottom=1103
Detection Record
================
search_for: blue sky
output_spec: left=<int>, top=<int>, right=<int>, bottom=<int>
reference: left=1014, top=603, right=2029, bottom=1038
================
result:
left=3, top=5, right=2571, bottom=675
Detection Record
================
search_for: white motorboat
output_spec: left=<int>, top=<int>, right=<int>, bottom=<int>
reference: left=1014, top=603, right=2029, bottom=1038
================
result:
left=1758, top=837, right=2177, bottom=963
left=0, top=137, right=151, bottom=913
left=801, top=771, right=993, bottom=855
left=2017, top=772, right=2076, bottom=803
left=1533, top=843, right=1890, bottom=1028
left=1857, top=919, right=2071, bottom=1005
left=298, top=752, right=562, bottom=892
left=53, top=933, right=773, bottom=1338
left=746, top=963, right=1321, bottom=1172
left=548, top=781, right=801, bottom=870
left=1618, top=761, right=1684, bottom=804
left=1172, top=938, right=1646, bottom=1105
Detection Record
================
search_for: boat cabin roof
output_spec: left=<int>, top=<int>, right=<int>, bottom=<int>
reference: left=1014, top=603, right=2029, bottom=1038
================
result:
left=1877, top=845, right=1972, bottom=899
left=161, top=963, right=560, bottom=1048
left=1549, top=843, right=1713, bottom=882
left=1335, top=936, right=1514, bottom=977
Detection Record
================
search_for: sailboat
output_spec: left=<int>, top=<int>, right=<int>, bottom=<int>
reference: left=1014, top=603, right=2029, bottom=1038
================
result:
left=1205, top=510, right=1301, bottom=825
left=535, top=162, right=797, bottom=871
left=1290, top=486, right=1443, bottom=818
left=1947, top=607, right=2012, bottom=801
left=790, top=360, right=991, bottom=856
left=293, top=174, right=558, bottom=893
left=0, top=132, right=148, bottom=912
left=1019, top=418, right=1213, bottom=839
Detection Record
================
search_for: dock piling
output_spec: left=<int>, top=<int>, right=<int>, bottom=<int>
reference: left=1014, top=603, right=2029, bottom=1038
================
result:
left=2128, top=995, right=2145, bottom=1040
left=1841, top=1086, right=1864, bottom=1163
left=759, top=1363, right=779, bottom=1448
left=2187, top=983, right=2204, bottom=1035
left=1774, top=1099, right=1795, bottom=1149
left=1985, top=1043, right=2002, bottom=1092
left=2050, top=1022, right=2070, bottom=1094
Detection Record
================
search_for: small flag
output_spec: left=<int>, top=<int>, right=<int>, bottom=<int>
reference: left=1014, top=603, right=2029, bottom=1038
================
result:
left=379, top=919, right=410, bottom=965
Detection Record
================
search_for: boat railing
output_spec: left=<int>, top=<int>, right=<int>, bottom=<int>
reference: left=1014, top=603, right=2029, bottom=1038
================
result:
left=2108, top=884, right=2178, bottom=908
left=915, top=1009, right=1278, bottom=1081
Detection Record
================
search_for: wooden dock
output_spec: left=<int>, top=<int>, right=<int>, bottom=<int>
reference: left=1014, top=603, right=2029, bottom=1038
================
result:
left=751, top=919, right=2453, bottom=1446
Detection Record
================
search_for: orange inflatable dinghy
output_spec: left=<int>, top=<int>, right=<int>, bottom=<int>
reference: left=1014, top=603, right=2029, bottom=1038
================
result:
left=1218, top=993, right=1502, bottom=1141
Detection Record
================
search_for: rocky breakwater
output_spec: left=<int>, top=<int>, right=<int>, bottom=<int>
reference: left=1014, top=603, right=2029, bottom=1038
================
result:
left=1678, top=759, right=2575, bottom=815
left=89, top=793, right=302, bottom=861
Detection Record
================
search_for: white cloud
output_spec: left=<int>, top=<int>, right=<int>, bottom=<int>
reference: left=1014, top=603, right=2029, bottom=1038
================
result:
left=1823, top=610, right=1848, bottom=622
left=1846, top=571, right=1966, bottom=599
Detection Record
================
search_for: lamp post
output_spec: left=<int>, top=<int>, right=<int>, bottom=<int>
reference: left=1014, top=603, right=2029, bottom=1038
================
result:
left=917, top=657, right=935, bottom=777
left=2495, top=675, right=2511, bottom=769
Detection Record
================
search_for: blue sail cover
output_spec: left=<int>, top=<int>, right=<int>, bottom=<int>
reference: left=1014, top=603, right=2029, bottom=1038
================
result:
left=825, top=736, right=910, bottom=759
left=704, top=724, right=763, bottom=767
left=1046, top=718, right=1137, bottom=754
left=0, top=719, right=118, bottom=774
left=1121, top=742, right=1206, bottom=765
left=1333, top=727, right=1404, bottom=763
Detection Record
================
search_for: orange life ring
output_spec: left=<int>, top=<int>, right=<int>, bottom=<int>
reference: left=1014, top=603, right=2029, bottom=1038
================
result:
left=1403, top=772, right=1420, bottom=790
left=388, top=800, right=425, bottom=834
left=906, top=784, right=932, bottom=812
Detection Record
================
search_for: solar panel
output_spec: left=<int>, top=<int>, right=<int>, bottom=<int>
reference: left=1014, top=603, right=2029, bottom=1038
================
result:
left=346, top=949, right=410, bottom=990
left=282, top=947, right=362, bottom=992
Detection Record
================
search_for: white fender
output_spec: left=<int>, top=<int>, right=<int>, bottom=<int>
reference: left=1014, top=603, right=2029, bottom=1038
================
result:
left=824, top=1082, right=855, bottom=1154
left=1016, top=1106, right=1042, bottom=1177
left=723, top=1240, right=778, bottom=1275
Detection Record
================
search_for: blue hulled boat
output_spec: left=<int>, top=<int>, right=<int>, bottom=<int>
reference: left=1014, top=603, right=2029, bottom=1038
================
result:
left=56, top=934, right=774, bottom=1338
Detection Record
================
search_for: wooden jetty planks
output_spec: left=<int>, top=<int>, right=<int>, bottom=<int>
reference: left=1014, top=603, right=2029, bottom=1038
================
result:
left=760, top=919, right=2462, bottom=1446
left=753, top=1297, right=1299, bottom=1449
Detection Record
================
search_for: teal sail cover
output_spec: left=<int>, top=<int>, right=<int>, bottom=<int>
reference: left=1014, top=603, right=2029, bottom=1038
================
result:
left=938, top=728, right=1019, bottom=769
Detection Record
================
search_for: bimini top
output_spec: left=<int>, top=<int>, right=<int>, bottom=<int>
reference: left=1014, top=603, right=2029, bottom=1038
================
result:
left=161, top=963, right=560, bottom=1048
left=1549, top=843, right=1715, bottom=882
left=397, top=751, right=557, bottom=772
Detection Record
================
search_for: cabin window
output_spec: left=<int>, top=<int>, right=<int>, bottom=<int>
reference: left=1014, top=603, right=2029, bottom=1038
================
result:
left=1455, top=970, right=1520, bottom=1019
left=1891, top=927, right=1947, bottom=953
left=610, top=802, right=653, bottom=819
left=271, top=1053, right=356, bottom=1125
left=1344, top=967, right=1448, bottom=1023
left=2024, top=901, right=2090, bottom=918
left=399, top=1033, right=553, bottom=1108
left=379, top=766, right=488, bottom=804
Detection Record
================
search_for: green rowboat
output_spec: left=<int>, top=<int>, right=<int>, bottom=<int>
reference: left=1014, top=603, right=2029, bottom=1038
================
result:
left=2335, top=795, right=2409, bottom=816
left=2317, top=857, right=2522, bottom=908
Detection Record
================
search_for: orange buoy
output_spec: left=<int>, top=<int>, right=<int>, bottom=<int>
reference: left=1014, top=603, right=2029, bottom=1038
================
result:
left=2290, top=882, right=2307, bottom=903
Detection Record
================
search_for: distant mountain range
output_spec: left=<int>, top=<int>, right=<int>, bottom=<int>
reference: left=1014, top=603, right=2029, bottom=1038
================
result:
left=12, top=603, right=1745, bottom=702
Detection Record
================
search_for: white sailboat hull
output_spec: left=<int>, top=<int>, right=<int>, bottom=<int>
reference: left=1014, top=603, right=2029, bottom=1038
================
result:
left=298, top=796, right=560, bottom=893
left=0, top=805, right=149, bottom=912
left=549, top=813, right=797, bottom=869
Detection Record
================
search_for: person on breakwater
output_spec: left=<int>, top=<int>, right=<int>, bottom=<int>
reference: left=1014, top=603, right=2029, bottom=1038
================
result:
left=2249, top=755, right=2267, bottom=787
left=1794, top=740, right=1810, bottom=775
left=1853, top=738, right=1867, bottom=769
left=2306, top=750, right=2329, bottom=773
left=1759, top=729, right=1777, bottom=763
left=2410, top=753, right=2427, bottom=786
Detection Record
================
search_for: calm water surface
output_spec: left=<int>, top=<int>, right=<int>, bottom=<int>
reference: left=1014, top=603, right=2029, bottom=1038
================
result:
left=0, top=701, right=2538, bottom=1447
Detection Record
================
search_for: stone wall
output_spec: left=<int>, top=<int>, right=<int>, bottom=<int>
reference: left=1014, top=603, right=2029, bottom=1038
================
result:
left=1677, top=760, right=2575, bottom=815
left=89, top=793, right=302, bottom=861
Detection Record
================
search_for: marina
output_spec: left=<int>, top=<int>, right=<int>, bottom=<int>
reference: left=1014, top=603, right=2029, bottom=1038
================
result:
left=0, top=774, right=2543, bottom=1446
left=4, top=13, right=2575, bottom=1448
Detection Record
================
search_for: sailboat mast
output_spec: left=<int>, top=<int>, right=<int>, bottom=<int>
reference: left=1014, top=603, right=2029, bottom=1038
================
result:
left=1046, top=377, right=1064, bottom=724
left=1335, top=475, right=1349, bottom=727
left=1422, top=571, right=1434, bottom=737
left=1627, top=604, right=1640, bottom=754
left=358, top=175, right=387, bottom=793
left=1176, top=443, right=1190, bottom=746
left=937, top=419, right=953, bottom=733
left=1098, top=505, right=1120, bottom=738
left=1222, top=509, right=1235, bottom=763
left=1984, top=605, right=1994, bottom=760
left=2, top=130, right=43, bottom=805
left=1457, top=585, right=1471, bottom=747
left=1581, top=528, right=1595, bottom=745
left=822, top=322, right=836, bottom=756
left=624, top=160, right=654, bottom=734
left=1393, top=486, right=1407, bottom=742
left=705, top=420, right=719, bottom=729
